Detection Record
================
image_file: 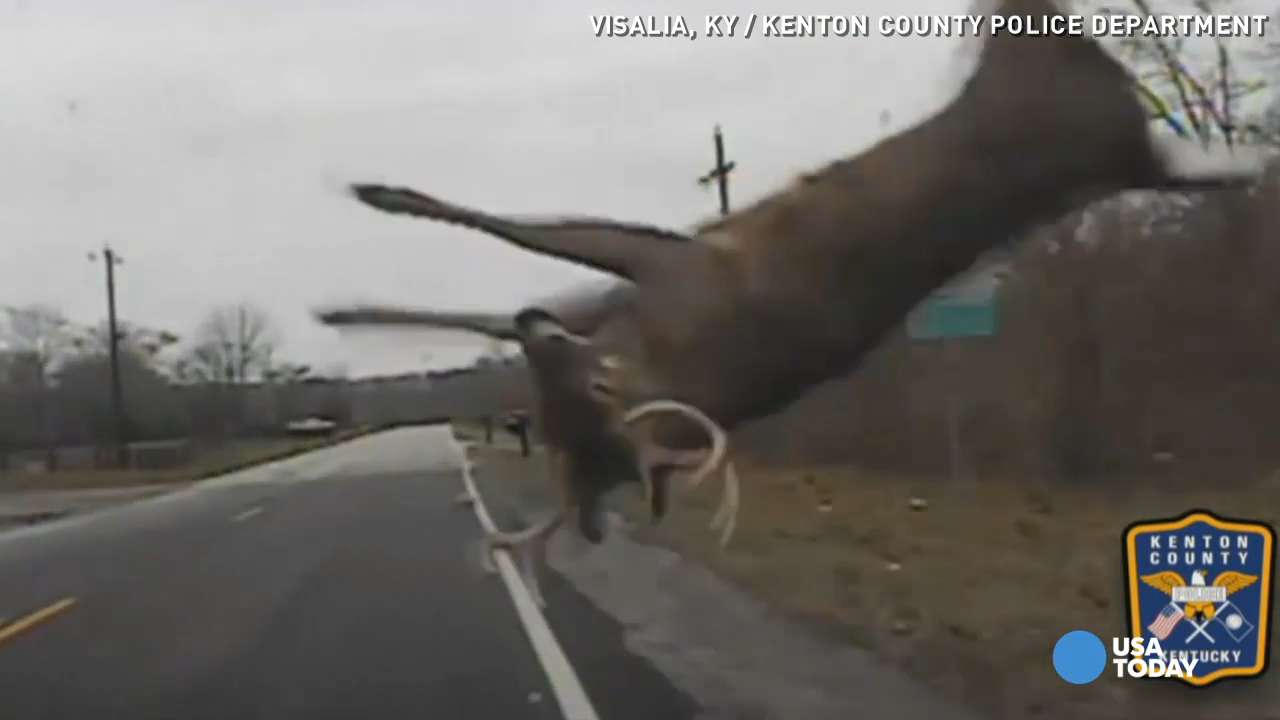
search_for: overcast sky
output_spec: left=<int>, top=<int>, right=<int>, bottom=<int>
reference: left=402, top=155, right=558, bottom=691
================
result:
left=1, top=0, right=1269, bottom=377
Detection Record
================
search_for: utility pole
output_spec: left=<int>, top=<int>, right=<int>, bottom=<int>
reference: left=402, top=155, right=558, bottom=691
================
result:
left=697, top=124, right=736, bottom=216
left=90, top=246, right=127, bottom=468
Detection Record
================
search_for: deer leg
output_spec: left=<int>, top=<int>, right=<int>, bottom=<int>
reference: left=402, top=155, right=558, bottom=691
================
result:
left=637, top=439, right=685, bottom=522
left=316, top=305, right=517, bottom=341
left=349, top=184, right=693, bottom=281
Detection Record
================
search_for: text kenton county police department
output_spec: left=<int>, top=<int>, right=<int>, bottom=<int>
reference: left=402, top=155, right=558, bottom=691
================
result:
left=590, top=13, right=1271, bottom=39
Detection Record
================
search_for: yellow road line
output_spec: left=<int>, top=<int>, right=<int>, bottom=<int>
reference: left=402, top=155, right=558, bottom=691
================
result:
left=0, top=597, right=77, bottom=646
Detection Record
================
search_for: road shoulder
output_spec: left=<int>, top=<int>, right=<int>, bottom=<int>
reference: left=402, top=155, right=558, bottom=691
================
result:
left=465, top=442, right=981, bottom=720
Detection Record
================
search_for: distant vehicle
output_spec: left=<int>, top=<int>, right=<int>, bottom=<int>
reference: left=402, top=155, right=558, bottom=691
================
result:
left=284, top=417, right=337, bottom=436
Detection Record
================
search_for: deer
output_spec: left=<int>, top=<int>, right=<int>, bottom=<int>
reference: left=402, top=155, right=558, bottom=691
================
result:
left=318, top=0, right=1266, bottom=604
left=323, top=304, right=727, bottom=606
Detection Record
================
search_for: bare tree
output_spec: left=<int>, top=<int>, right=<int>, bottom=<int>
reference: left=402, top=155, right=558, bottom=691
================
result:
left=1080, top=0, right=1280, bottom=146
left=0, top=305, right=80, bottom=467
left=0, top=304, right=79, bottom=378
left=177, top=303, right=279, bottom=385
left=167, top=303, right=279, bottom=437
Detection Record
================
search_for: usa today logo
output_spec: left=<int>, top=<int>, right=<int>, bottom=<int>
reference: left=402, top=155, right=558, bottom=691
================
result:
left=1053, top=630, right=1202, bottom=683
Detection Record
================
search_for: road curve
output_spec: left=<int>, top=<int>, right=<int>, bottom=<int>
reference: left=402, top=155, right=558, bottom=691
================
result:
left=0, top=426, right=698, bottom=720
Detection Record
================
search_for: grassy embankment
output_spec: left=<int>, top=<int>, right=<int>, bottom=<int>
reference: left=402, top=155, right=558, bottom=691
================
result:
left=457, top=422, right=1280, bottom=720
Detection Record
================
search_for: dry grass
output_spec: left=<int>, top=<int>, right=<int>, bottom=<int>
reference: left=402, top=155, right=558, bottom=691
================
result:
left=0, top=427, right=376, bottom=494
left=461, top=426, right=1280, bottom=720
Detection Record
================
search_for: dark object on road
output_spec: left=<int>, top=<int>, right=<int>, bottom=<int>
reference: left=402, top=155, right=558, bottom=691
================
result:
left=502, top=410, right=530, bottom=457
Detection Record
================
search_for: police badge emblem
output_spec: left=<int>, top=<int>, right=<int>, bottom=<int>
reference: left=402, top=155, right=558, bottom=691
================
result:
left=1123, top=510, right=1275, bottom=686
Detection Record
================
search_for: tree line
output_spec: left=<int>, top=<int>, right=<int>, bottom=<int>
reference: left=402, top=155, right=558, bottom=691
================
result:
left=739, top=170, right=1280, bottom=481
left=0, top=302, right=349, bottom=465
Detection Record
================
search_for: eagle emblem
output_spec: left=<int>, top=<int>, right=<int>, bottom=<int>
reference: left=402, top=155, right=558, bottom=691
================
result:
left=1124, top=510, right=1275, bottom=686
left=1141, top=569, right=1259, bottom=623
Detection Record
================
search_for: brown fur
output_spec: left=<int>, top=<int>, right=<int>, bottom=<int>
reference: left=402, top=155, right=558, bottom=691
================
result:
left=325, top=0, right=1258, bottom=456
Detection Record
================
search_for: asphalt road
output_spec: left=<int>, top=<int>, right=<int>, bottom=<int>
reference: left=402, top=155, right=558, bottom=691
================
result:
left=0, top=427, right=698, bottom=720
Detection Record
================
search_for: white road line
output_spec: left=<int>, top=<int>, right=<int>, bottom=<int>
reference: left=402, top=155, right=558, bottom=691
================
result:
left=448, top=437, right=600, bottom=720
left=231, top=507, right=263, bottom=523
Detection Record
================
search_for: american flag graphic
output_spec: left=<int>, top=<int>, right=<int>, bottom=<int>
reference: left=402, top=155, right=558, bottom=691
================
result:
left=1148, top=603, right=1184, bottom=640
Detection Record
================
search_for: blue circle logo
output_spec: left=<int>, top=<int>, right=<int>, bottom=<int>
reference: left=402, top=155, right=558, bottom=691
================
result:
left=1053, top=630, right=1107, bottom=684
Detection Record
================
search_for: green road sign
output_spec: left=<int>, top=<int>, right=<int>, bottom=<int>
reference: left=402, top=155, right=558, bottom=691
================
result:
left=907, top=297, right=998, bottom=339
left=907, top=257, right=1005, bottom=340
